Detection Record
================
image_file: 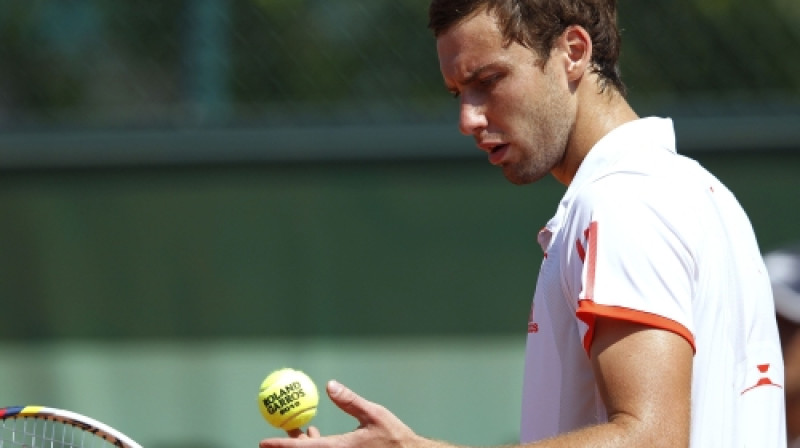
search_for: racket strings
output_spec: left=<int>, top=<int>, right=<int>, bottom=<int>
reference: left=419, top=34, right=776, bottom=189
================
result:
left=0, top=418, right=118, bottom=448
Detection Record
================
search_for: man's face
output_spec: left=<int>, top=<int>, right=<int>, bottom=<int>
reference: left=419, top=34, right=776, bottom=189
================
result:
left=436, top=9, right=576, bottom=185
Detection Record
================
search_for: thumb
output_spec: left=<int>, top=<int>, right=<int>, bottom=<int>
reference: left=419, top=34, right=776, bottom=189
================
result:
left=326, top=380, right=376, bottom=425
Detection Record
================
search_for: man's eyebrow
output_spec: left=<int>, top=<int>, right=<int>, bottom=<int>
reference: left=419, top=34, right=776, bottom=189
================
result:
left=461, top=64, right=493, bottom=85
left=445, top=63, right=494, bottom=91
left=444, top=63, right=495, bottom=93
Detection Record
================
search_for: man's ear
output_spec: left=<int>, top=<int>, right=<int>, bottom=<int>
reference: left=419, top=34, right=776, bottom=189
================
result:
left=561, top=25, right=592, bottom=82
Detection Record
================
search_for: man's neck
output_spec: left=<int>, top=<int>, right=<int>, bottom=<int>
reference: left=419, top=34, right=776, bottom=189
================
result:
left=552, top=86, right=639, bottom=186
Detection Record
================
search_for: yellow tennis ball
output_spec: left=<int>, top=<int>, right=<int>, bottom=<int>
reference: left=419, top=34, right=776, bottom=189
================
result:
left=257, top=368, right=318, bottom=430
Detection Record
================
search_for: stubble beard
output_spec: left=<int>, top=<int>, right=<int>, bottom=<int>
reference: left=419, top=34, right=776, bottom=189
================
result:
left=501, top=89, right=573, bottom=186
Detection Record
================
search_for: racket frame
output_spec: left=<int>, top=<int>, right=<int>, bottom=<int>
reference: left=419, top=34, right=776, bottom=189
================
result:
left=0, top=406, right=142, bottom=448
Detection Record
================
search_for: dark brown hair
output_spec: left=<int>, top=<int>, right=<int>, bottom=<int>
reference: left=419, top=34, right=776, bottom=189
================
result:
left=428, top=0, right=625, bottom=95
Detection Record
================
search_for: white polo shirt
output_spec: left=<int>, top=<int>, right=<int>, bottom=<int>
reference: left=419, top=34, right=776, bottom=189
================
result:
left=520, top=117, right=785, bottom=447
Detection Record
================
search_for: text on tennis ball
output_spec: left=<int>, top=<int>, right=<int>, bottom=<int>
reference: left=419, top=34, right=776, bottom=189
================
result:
left=262, top=381, right=310, bottom=415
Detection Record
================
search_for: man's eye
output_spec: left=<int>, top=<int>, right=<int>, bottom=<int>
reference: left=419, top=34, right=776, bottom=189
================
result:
left=479, top=74, right=500, bottom=87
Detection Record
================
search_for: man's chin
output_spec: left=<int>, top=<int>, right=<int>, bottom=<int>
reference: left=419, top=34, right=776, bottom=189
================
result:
left=502, top=165, right=545, bottom=185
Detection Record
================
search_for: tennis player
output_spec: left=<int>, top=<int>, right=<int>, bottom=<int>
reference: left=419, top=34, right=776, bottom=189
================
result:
left=260, top=1, right=786, bottom=447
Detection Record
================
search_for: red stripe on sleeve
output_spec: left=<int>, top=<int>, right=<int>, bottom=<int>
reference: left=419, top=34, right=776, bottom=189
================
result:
left=584, top=221, right=598, bottom=302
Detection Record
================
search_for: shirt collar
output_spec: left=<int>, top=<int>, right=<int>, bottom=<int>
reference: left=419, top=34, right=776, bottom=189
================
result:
left=565, top=116, right=676, bottom=200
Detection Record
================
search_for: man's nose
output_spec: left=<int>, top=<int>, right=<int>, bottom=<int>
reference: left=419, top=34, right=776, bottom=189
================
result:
left=458, top=100, right=487, bottom=136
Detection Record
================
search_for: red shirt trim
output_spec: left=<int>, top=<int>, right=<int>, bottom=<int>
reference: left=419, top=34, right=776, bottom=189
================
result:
left=576, top=300, right=697, bottom=356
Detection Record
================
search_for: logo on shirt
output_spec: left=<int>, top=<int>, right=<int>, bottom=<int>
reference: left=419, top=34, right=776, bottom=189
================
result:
left=741, top=363, right=782, bottom=395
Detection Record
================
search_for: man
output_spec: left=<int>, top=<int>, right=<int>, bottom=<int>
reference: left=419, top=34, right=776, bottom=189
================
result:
left=260, top=1, right=786, bottom=447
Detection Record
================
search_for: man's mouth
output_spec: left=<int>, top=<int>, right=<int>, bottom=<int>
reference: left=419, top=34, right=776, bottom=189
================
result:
left=488, top=144, right=509, bottom=165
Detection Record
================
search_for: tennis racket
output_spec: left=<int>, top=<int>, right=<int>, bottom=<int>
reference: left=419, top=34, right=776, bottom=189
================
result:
left=0, top=406, right=142, bottom=448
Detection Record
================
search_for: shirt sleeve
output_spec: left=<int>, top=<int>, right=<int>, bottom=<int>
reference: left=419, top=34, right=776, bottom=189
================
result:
left=569, top=177, right=697, bottom=354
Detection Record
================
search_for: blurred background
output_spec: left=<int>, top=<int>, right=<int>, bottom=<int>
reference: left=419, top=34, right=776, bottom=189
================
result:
left=0, top=1, right=798, bottom=447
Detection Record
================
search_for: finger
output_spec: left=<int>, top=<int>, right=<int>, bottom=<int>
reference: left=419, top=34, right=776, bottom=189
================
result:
left=259, top=438, right=310, bottom=448
left=260, top=434, right=339, bottom=448
left=285, top=429, right=304, bottom=438
left=326, top=380, right=377, bottom=424
left=306, top=426, right=321, bottom=438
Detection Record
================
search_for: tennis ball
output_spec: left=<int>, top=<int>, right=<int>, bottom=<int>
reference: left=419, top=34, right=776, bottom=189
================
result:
left=257, top=368, right=319, bottom=430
